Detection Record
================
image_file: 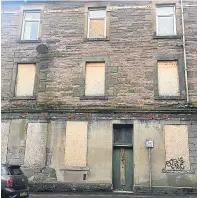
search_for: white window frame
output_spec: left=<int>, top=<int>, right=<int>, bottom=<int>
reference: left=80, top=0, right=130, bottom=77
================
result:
left=21, top=10, right=40, bottom=40
left=87, top=8, right=107, bottom=38
left=156, top=5, right=176, bottom=36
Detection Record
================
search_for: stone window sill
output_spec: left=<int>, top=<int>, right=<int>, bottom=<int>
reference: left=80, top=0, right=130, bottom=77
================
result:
left=84, top=37, right=109, bottom=42
left=17, top=40, right=42, bottom=43
left=153, top=35, right=181, bottom=39
left=154, top=96, right=185, bottom=100
left=60, top=166, right=90, bottom=171
left=162, top=169, right=195, bottom=174
left=80, top=96, right=108, bottom=100
left=11, top=96, right=36, bottom=100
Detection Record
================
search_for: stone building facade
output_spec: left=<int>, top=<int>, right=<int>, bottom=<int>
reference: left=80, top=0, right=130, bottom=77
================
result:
left=1, top=0, right=197, bottom=194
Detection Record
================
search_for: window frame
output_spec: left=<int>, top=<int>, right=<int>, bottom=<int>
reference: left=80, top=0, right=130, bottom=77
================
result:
left=85, top=62, right=106, bottom=97
left=8, top=167, right=24, bottom=175
left=64, top=121, right=88, bottom=167
left=156, top=5, right=176, bottom=36
left=87, top=8, right=107, bottom=39
left=11, top=62, right=39, bottom=100
left=21, top=10, right=41, bottom=41
left=113, top=124, right=133, bottom=147
left=157, top=60, right=180, bottom=97
left=80, top=57, right=109, bottom=100
left=154, top=56, right=186, bottom=100
left=162, top=124, right=191, bottom=172
left=84, top=4, right=110, bottom=41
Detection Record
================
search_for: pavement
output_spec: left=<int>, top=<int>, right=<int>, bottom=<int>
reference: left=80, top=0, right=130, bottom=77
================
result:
left=29, top=193, right=197, bottom=198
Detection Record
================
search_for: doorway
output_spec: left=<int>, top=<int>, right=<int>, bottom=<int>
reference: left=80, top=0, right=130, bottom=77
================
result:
left=112, top=124, right=133, bottom=191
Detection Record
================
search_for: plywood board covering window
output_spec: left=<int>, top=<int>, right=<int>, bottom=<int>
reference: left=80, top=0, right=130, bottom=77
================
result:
left=158, top=61, right=179, bottom=96
left=88, top=9, right=106, bottom=38
left=65, top=121, right=88, bottom=167
left=89, top=19, right=105, bottom=38
left=164, top=125, right=190, bottom=170
left=85, top=62, right=105, bottom=96
left=15, top=64, right=36, bottom=97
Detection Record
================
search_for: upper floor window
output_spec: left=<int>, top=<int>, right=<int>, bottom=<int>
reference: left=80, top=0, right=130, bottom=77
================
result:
left=85, top=62, right=105, bottom=96
left=88, top=8, right=106, bottom=38
left=21, top=11, right=40, bottom=40
left=157, top=61, right=180, bottom=96
left=156, top=5, right=176, bottom=36
left=15, top=64, right=36, bottom=97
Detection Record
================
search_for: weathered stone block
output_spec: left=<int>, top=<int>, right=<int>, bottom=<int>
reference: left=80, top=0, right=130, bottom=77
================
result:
left=7, top=119, right=27, bottom=165
left=1, top=122, right=10, bottom=163
left=33, top=167, right=57, bottom=183
left=24, top=123, right=48, bottom=167
left=190, top=151, right=197, bottom=157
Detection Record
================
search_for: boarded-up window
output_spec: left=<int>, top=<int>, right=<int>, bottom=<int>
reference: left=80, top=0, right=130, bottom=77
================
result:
left=85, top=62, right=105, bottom=96
left=88, top=9, right=106, bottom=38
left=158, top=61, right=179, bottom=96
left=65, top=121, right=88, bottom=167
left=15, top=64, right=36, bottom=97
left=164, top=125, right=190, bottom=170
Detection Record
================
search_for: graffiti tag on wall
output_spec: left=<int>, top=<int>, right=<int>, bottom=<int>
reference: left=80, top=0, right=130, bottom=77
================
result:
left=164, top=157, right=185, bottom=171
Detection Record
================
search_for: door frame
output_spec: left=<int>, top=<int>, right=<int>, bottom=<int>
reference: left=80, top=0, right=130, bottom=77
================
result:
left=112, top=123, right=134, bottom=192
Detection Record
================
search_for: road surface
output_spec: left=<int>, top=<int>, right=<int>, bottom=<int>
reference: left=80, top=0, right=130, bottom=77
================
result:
left=29, top=193, right=197, bottom=198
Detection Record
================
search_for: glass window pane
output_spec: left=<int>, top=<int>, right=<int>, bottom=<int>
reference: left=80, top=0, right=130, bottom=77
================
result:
left=9, top=167, right=23, bottom=175
left=89, top=19, right=105, bottom=38
left=25, top=12, right=40, bottom=20
left=157, top=16, right=175, bottom=35
left=89, top=10, right=106, bottom=18
left=156, top=6, right=174, bottom=15
left=23, top=22, right=39, bottom=40
left=113, top=125, right=133, bottom=145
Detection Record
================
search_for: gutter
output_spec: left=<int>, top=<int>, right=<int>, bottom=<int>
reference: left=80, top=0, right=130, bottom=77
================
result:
left=181, top=0, right=190, bottom=105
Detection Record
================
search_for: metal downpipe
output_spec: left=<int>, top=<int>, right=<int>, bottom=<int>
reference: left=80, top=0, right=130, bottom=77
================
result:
left=181, top=0, right=190, bottom=104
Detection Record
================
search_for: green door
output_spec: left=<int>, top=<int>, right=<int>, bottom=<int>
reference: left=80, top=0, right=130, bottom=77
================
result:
left=113, top=147, right=133, bottom=191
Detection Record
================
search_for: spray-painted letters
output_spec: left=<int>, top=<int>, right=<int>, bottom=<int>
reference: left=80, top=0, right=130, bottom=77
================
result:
left=165, top=157, right=185, bottom=170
